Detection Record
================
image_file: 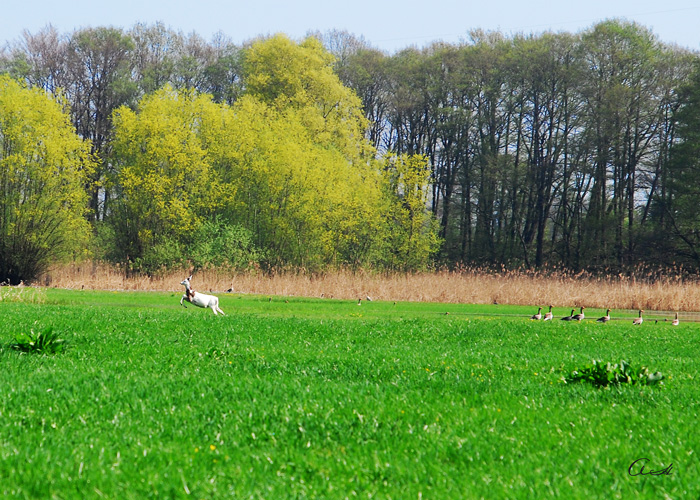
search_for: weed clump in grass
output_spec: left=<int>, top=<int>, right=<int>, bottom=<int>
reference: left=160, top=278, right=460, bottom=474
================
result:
left=565, top=359, right=664, bottom=388
left=11, top=327, right=66, bottom=354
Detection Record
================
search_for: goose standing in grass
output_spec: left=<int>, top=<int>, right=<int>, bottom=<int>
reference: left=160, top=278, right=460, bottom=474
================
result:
left=633, top=310, right=644, bottom=325
left=543, top=305, right=553, bottom=321
left=531, top=307, right=543, bottom=320
left=596, top=309, right=611, bottom=323
left=572, top=306, right=586, bottom=322
left=672, top=312, right=679, bottom=326
left=561, top=309, right=575, bottom=321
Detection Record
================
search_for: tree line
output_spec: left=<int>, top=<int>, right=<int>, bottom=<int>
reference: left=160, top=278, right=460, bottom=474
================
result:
left=1, top=20, right=700, bottom=282
left=329, top=22, right=700, bottom=272
left=0, top=29, right=438, bottom=283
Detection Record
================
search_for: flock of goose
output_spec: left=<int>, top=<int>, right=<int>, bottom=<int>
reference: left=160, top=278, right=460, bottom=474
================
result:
left=530, top=306, right=680, bottom=325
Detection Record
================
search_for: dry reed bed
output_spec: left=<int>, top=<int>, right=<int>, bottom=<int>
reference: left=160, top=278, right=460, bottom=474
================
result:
left=35, top=262, right=700, bottom=317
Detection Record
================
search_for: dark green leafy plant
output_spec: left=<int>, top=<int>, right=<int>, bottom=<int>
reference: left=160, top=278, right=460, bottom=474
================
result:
left=11, top=327, right=66, bottom=354
left=189, top=218, right=266, bottom=271
left=565, top=360, right=663, bottom=388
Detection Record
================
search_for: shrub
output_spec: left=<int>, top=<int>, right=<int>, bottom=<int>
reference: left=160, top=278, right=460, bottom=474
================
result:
left=189, top=218, right=265, bottom=271
left=11, top=327, right=66, bottom=354
left=565, top=359, right=664, bottom=388
left=118, top=218, right=265, bottom=275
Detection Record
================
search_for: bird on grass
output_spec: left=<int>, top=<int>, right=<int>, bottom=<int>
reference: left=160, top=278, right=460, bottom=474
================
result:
left=633, top=310, right=644, bottom=325
left=572, top=306, right=586, bottom=322
left=530, top=307, right=543, bottom=320
left=561, top=309, right=575, bottom=321
left=672, top=312, right=679, bottom=326
left=596, top=309, right=611, bottom=323
left=543, top=305, right=553, bottom=321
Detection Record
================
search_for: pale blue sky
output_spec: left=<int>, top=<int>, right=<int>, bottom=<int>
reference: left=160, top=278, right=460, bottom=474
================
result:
left=2, top=0, right=699, bottom=53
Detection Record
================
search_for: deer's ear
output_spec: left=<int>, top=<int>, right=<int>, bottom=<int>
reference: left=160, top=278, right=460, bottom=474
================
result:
left=188, top=275, right=192, bottom=280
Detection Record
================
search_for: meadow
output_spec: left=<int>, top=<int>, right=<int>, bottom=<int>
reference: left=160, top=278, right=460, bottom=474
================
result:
left=1, top=286, right=699, bottom=499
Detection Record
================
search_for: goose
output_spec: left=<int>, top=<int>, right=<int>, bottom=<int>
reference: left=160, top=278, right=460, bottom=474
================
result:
left=672, top=312, right=679, bottom=326
left=596, top=309, right=611, bottom=323
left=632, top=310, right=644, bottom=325
left=543, top=305, right=553, bottom=321
left=572, top=306, right=586, bottom=322
left=561, top=309, right=575, bottom=321
left=530, top=307, right=543, bottom=320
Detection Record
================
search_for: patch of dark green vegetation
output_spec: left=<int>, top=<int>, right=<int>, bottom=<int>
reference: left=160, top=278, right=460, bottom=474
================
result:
left=566, top=360, right=664, bottom=388
left=10, top=326, right=66, bottom=355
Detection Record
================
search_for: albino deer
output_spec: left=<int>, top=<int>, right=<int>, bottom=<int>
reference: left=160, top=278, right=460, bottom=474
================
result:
left=180, top=275, right=225, bottom=315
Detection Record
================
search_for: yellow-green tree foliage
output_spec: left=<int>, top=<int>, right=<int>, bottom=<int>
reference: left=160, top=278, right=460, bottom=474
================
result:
left=109, top=35, right=440, bottom=270
left=243, top=35, right=374, bottom=163
left=0, top=76, right=94, bottom=284
left=203, top=93, right=387, bottom=268
left=382, top=154, right=442, bottom=270
left=110, top=86, right=226, bottom=266
left=229, top=34, right=386, bottom=267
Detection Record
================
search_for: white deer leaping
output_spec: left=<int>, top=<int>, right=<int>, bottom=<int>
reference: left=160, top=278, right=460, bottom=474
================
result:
left=180, top=275, right=225, bottom=315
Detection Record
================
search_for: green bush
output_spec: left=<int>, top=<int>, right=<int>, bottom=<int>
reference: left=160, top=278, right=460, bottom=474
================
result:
left=122, top=218, right=265, bottom=274
left=189, top=218, right=266, bottom=271
left=565, top=359, right=664, bottom=388
left=11, top=327, right=66, bottom=354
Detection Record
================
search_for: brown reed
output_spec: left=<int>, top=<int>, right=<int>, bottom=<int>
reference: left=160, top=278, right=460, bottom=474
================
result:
left=36, top=261, right=700, bottom=317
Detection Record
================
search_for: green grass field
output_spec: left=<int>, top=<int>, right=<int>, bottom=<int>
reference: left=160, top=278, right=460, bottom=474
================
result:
left=1, top=289, right=698, bottom=499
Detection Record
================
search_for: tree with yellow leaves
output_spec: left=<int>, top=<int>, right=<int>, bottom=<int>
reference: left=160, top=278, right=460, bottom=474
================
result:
left=109, top=86, right=227, bottom=270
left=215, top=34, right=389, bottom=268
left=107, top=35, right=440, bottom=272
left=0, top=75, right=94, bottom=284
